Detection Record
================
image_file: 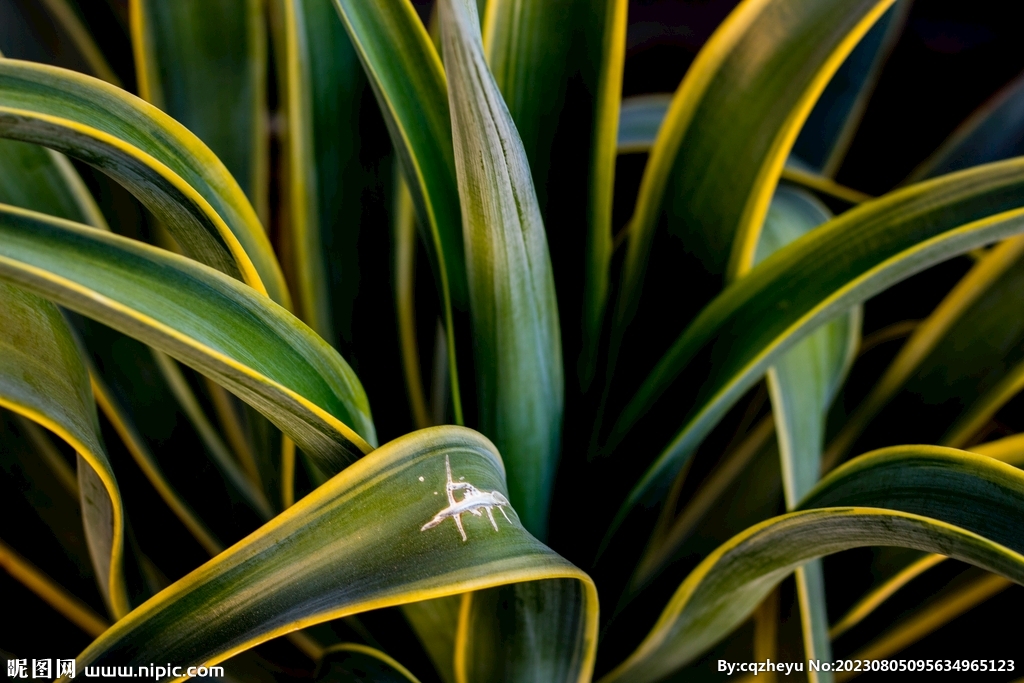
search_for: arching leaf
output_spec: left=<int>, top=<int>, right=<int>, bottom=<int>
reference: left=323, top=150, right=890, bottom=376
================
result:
left=0, top=203, right=375, bottom=473
left=76, top=427, right=597, bottom=683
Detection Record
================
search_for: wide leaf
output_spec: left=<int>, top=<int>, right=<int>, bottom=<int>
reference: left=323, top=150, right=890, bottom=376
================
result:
left=0, top=59, right=288, bottom=305
left=600, top=447, right=1024, bottom=683
left=0, top=203, right=375, bottom=472
left=607, top=158, right=1024, bottom=531
left=75, top=427, right=597, bottom=683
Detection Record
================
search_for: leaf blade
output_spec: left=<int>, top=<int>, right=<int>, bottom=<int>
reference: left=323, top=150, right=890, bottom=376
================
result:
left=0, top=203, right=375, bottom=473
left=439, top=0, right=563, bottom=538
left=600, top=447, right=1024, bottom=683
left=0, top=59, right=289, bottom=306
left=76, top=426, right=597, bottom=683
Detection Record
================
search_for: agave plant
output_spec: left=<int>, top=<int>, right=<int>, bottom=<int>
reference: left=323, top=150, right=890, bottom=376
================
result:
left=3, top=0, right=1024, bottom=680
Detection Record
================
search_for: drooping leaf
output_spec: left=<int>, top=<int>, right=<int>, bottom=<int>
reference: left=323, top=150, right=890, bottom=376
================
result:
left=606, top=158, right=1024, bottom=533
left=0, top=58, right=289, bottom=306
left=599, top=447, right=1024, bottom=683
left=615, top=0, right=896, bottom=354
left=439, top=0, right=563, bottom=539
left=75, top=427, right=597, bottom=683
left=0, top=282, right=129, bottom=618
left=0, top=203, right=375, bottom=473
left=130, top=0, right=268, bottom=222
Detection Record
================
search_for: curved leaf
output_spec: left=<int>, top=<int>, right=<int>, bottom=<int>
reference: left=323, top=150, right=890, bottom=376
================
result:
left=616, top=0, right=895, bottom=348
left=600, top=447, right=1024, bottom=683
left=608, top=158, right=1024, bottom=531
left=330, top=0, right=464, bottom=307
left=130, top=0, right=268, bottom=221
left=439, top=0, right=563, bottom=539
left=0, top=282, right=129, bottom=617
left=0, top=203, right=375, bottom=473
left=0, top=58, right=289, bottom=306
left=76, top=427, right=597, bottom=683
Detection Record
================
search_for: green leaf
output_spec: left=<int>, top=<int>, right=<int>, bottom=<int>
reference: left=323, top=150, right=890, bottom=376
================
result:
left=758, top=187, right=859, bottom=681
left=483, top=0, right=627, bottom=391
left=615, top=94, right=671, bottom=154
left=0, top=202, right=375, bottom=473
left=581, top=0, right=627, bottom=389
left=130, top=0, right=268, bottom=223
left=329, top=0, right=465, bottom=308
left=606, top=158, right=1024, bottom=534
left=439, top=0, right=563, bottom=539
left=0, top=58, right=289, bottom=306
left=599, top=447, right=1024, bottom=683
left=616, top=0, right=895, bottom=351
left=75, top=426, right=597, bottom=683
left=0, top=282, right=129, bottom=618
left=331, top=0, right=465, bottom=422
